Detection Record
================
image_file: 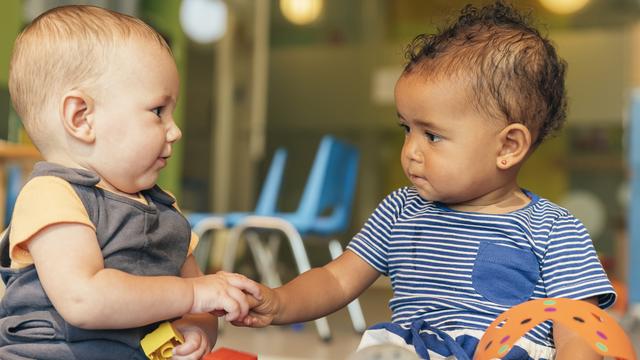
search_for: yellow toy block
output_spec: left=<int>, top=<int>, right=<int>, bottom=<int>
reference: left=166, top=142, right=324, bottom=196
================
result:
left=141, top=321, right=185, bottom=360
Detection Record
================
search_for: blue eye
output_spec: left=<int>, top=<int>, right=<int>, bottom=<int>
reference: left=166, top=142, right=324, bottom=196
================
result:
left=152, top=107, right=163, bottom=117
left=425, top=132, right=442, bottom=143
left=397, top=123, right=410, bottom=134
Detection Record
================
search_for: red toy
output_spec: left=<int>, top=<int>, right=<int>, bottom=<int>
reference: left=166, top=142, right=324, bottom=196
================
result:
left=203, top=347, right=258, bottom=360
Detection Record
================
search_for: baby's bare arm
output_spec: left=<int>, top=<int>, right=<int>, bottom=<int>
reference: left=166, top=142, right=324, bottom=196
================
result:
left=245, top=250, right=379, bottom=326
left=177, top=255, right=217, bottom=337
left=553, top=297, right=602, bottom=360
left=28, top=223, right=259, bottom=329
left=168, top=256, right=219, bottom=358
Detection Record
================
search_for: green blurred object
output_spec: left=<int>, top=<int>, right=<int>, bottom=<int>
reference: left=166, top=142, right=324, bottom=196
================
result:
left=140, top=0, right=187, bottom=199
left=0, top=0, right=21, bottom=86
left=0, top=88, right=9, bottom=140
left=0, top=0, right=22, bottom=141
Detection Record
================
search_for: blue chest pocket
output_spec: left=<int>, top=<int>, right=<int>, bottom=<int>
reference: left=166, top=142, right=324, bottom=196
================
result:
left=471, top=242, right=539, bottom=306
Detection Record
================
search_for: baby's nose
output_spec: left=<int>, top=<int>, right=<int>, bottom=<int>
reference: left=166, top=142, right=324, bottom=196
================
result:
left=167, top=123, right=182, bottom=142
left=403, top=137, right=423, bottom=162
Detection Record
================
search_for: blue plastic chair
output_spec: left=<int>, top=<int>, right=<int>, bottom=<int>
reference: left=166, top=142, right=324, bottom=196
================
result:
left=222, top=135, right=364, bottom=341
left=4, top=164, right=23, bottom=227
left=186, top=148, right=288, bottom=270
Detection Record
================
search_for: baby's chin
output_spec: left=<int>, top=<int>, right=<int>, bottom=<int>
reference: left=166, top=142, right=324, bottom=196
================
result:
left=135, top=180, right=158, bottom=193
left=112, top=178, right=158, bottom=195
left=413, top=187, right=438, bottom=202
left=408, top=182, right=434, bottom=199
left=413, top=188, right=458, bottom=205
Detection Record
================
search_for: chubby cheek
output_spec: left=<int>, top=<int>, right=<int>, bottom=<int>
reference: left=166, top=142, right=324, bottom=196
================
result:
left=399, top=152, right=408, bottom=172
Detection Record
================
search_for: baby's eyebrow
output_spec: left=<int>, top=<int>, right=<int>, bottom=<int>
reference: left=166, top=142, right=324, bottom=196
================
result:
left=156, top=94, right=177, bottom=105
left=398, top=113, right=444, bottom=131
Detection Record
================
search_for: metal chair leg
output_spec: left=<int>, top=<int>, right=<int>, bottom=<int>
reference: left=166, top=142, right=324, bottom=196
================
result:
left=222, top=223, right=246, bottom=273
left=246, top=231, right=283, bottom=288
left=276, top=220, right=332, bottom=341
left=231, top=216, right=332, bottom=341
left=191, top=217, right=226, bottom=273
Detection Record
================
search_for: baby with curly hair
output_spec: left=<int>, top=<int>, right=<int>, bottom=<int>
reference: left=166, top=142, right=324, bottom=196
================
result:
left=239, top=2, right=614, bottom=359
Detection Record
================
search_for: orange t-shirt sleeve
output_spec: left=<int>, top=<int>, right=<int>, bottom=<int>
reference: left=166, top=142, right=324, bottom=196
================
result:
left=9, top=176, right=95, bottom=268
left=188, top=231, right=199, bottom=256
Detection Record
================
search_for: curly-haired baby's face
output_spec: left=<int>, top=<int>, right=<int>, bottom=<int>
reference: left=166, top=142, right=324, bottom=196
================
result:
left=394, top=73, right=509, bottom=206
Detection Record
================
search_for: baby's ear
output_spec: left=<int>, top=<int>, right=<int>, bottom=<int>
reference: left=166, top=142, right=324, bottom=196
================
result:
left=496, top=123, right=531, bottom=170
left=60, top=90, right=95, bottom=143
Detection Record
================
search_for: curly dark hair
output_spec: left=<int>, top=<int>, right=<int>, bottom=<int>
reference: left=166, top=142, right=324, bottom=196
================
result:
left=403, top=1, right=567, bottom=147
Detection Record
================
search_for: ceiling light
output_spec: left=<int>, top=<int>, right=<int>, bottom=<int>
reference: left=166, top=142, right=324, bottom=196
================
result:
left=180, top=0, right=228, bottom=44
left=280, top=0, right=323, bottom=26
left=539, top=0, right=589, bottom=15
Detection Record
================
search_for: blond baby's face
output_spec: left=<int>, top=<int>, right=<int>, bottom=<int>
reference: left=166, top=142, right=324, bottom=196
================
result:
left=88, top=38, right=181, bottom=194
left=395, top=73, right=505, bottom=206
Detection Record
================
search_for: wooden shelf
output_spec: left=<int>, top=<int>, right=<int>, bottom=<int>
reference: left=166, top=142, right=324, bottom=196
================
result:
left=0, top=141, right=41, bottom=160
left=0, top=141, right=42, bottom=230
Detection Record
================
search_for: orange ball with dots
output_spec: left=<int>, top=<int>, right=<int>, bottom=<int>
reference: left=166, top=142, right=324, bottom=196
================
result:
left=475, top=298, right=636, bottom=360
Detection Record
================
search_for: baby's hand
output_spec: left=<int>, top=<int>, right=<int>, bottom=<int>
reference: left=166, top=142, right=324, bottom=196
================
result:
left=190, top=271, right=261, bottom=322
left=232, top=283, right=278, bottom=328
left=170, top=323, right=210, bottom=360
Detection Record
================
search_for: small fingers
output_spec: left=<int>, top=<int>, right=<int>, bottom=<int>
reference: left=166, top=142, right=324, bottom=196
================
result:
left=172, top=332, right=198, bottom=357
left=229, top=319, right=245, bottom=327
left=219, top=272, right=262, bottom=300
left=246, top=293, right=261, bottom=308
left=225, top=286, right=250, bottom=319
left=229, top=316, right=254, bottom=327
left=219, top=295, right=241, bottom=321
left=242, top=315, right=259, bottom=327
left=172, top=328, right=209, bottom=360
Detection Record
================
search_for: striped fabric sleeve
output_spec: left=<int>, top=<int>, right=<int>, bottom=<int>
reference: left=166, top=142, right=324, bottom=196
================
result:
left=540, top=213, right=616, bottom=309
left=347, top=187, right=408, bottom=276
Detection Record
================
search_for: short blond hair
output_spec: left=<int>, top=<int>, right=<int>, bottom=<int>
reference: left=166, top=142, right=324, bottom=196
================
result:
left=8, top=5, right=171, bottom=149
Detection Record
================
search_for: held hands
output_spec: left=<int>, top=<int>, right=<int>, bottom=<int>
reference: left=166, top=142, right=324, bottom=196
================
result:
left=189, top=271, right=261, bottom=322
left=232, top=282, right=279, bottom=328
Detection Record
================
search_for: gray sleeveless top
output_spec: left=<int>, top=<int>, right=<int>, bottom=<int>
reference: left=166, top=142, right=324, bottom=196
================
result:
left=0, top=162, right=191, bottom=359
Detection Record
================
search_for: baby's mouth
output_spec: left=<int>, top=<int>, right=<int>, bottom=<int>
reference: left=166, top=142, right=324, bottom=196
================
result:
left=409, top=173, right=429, bottom=187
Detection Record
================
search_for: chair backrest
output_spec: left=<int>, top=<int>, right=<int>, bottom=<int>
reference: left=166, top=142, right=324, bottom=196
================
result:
left=254, top=148, right=288, bottom=215
left=188, top=148, right=287, bottom=229
left=295, top=135, right=359, bottom=235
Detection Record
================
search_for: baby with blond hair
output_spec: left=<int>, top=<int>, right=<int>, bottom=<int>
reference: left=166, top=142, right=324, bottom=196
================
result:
left=0, top=5, right=260, bottom=360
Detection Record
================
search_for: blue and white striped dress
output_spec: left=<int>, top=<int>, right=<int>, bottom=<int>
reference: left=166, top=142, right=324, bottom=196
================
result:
left=347, top=187, right=616, bottom=360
